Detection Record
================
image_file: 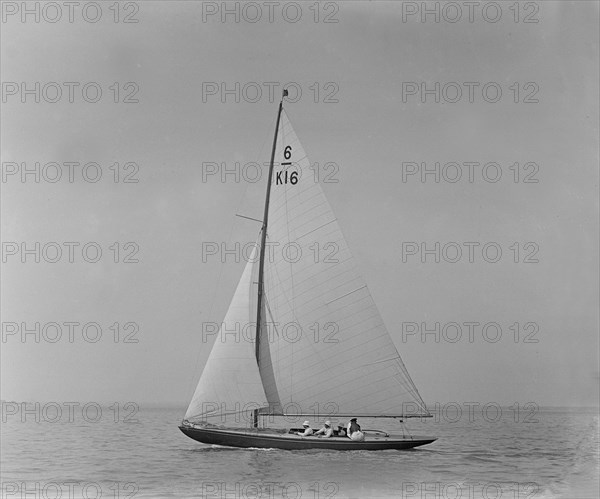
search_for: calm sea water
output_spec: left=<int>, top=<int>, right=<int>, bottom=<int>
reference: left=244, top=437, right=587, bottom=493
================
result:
left=1, top=405, right=598, bottom=499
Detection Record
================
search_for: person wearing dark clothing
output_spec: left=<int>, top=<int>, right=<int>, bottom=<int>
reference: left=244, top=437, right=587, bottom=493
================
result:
left=347, top=417, right=365, bottom=441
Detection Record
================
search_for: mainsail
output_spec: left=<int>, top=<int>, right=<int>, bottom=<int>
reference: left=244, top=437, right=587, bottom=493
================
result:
left=185, top=106, right=430, bottom=423
left=258, top=110, right=429, bottom=417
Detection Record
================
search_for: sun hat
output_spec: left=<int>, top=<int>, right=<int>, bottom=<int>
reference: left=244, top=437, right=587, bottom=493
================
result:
left=302, top=420, right=310, bottom=426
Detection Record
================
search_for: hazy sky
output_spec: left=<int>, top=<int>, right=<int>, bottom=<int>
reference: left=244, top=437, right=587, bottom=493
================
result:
left=1, top=1, right=598, bottom=410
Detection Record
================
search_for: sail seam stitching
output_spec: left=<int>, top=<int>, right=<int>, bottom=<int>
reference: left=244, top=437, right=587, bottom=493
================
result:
left=324, top=285, right=368, bottom=305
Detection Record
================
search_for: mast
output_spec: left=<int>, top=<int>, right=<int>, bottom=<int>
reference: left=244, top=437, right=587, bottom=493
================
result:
left=253, top=91, right=285, bottom=428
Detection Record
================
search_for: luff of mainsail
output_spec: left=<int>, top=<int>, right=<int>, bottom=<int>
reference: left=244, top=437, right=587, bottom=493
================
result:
left=253, top=99, right=285, bottom=423
left=258, top=109, right=430, bottom=418
left=184, top=244, right=267, bottom=421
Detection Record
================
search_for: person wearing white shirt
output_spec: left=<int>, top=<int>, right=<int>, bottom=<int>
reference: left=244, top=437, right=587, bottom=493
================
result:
left=296, top=421, right=313, bottom=436
left=314, top=421, right=333, bottom=438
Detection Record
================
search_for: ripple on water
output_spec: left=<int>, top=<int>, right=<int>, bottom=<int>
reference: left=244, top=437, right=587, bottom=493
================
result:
left=2, top=407, right=599, bottom=498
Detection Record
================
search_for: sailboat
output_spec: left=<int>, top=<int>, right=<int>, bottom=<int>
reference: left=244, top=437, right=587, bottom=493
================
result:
left=179, top=91, right=437, bottom=450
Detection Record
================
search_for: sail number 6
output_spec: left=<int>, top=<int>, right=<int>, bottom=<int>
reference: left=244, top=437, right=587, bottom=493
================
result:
left=276, top=145, right=298, bottom=185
